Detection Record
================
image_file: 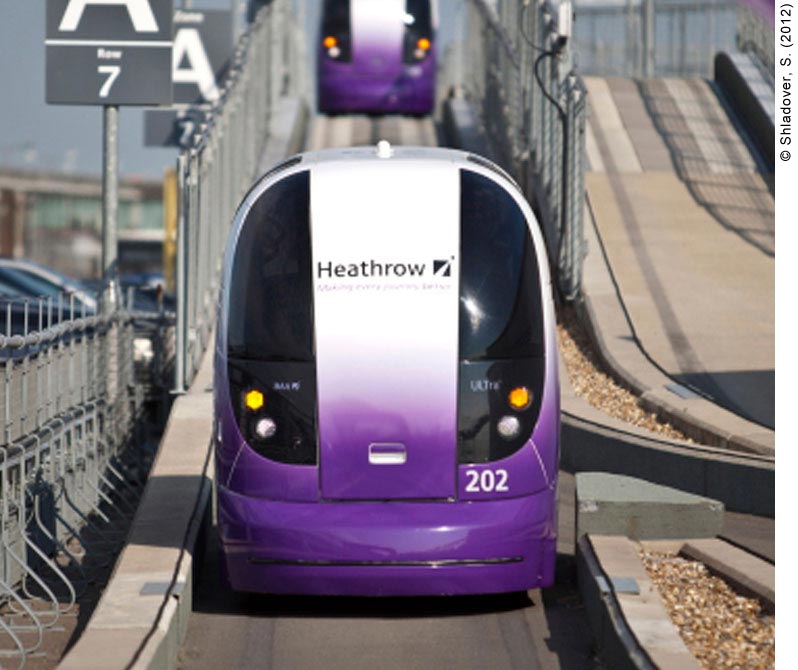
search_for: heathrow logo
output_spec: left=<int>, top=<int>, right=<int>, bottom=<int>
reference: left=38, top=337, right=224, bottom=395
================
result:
left=317, top=257, right=455, bottom=280
left=433, top=258, right=453, bottom=277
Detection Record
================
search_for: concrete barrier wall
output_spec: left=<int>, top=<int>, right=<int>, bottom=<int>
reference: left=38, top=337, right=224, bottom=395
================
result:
left=562, top=408, right=775, bottom=518
left=714, top=51, right=774, bottom=169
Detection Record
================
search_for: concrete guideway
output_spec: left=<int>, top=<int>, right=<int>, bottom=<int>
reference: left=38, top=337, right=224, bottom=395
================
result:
left=177, top=522, right=595, bottom=670
left=579, top=535, right=701, bottom=670
left=582, top=76, right=774, bottom=449
left=304, top=113, right=440, bottom=151
left=578, top=534, right=774, bottom=670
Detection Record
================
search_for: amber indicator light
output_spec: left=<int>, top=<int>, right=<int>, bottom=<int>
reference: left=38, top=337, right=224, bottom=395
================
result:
left=244, top=389, right=265, bottom=411
left=508, top=387, right=532, bottom=410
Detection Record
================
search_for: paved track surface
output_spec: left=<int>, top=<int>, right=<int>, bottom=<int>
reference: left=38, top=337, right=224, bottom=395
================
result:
left=585, top=76, right=774, bottom=430
left=305, top=114, right=440, bottom=151
left=177, top=472, right=601, bottom=670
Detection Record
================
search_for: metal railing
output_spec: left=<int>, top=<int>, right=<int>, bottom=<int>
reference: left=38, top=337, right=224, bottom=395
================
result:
left=174, top=0, right=306, bottom=391
left=0, top=292, right=152, bottom=669
left=442, top=0, right=588, bottom=299
left=571, top=0, right=738, bottom=78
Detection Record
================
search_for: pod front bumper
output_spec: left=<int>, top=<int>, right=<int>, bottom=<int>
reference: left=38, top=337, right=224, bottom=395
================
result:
left=217, top=485, right=557, bottom=596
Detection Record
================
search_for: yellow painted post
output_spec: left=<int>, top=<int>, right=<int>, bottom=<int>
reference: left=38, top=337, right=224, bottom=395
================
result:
left=163, top=166, right=177, bottom=294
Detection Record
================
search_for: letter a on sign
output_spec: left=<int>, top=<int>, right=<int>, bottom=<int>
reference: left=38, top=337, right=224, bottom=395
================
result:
left=173, top=28, right=220, bottom=102
left=59, top=0, right=158, bottom=32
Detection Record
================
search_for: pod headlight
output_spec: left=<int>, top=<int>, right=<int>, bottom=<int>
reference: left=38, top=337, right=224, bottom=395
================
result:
left=254, top=417, right=277, bottom=440
left=508, top=386, right=532, bottom=411
left=497, top=415, right=521, bottom=440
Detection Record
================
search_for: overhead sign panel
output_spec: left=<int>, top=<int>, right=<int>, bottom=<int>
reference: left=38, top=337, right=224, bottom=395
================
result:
left=46, top=0, right=173, bottom=105
left=144, top=9, right=233, bottom=147
left=171, top=10, right=232, bottom=105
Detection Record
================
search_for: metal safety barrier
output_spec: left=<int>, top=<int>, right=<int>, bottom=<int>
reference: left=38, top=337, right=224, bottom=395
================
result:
left=442, top=0, right=588, bottom=299
left=0, top=291, right=160, bottom=669
left=174, top=0, right=307, bottom=391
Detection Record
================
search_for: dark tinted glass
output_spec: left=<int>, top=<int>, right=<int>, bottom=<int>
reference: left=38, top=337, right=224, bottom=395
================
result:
left=457, top=359, right=545, bottom=463
left=227, top=171, right=313, bottom=362
left=227, top=359, right=317, bottom=465
left=405, top=0, right=432, bottom=35
left=321, top=0, right=350, bottom=36
left=459, top=170, right=544, bottom=360
left=320, top=0, right=351, bottom=61
left=403, top=0, right=433, bottom=62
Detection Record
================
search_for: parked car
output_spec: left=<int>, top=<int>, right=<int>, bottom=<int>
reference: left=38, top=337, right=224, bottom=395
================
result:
left=0, top=262, right=173, bottom=393
left=0, top=258, right=97, bottom=316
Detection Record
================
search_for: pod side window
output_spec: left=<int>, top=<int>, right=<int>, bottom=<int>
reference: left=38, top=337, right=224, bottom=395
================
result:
left=459, top=170, right=544, bottom=360
left=227, top=171, right=313, bottom=362
left=405, top=0, right=433, bottom=35
left=320, top=0, right=352, bottom=62
left=321, top=0, right=351, bottom=34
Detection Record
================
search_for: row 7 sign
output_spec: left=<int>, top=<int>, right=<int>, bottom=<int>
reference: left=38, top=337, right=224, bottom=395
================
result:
left=46, top=0, right=173, bottom=106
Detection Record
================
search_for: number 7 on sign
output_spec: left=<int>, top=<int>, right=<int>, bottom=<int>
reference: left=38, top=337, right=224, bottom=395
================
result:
left=98, top=65, right=121, bottom=98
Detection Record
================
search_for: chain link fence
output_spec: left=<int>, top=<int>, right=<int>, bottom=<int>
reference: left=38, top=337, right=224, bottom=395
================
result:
left=571, top=0, right=740, bottom=78
left=0, top=290, right=163, bottom=665
left=175, top=0, right=307, bottom=391
left=442, top=0, right=588, bottom=299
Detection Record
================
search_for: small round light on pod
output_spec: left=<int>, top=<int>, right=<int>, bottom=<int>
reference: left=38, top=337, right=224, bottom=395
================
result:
left=254, top=416, right=277, bottom=440
left=497, top=415, right=521, bottom=440
left=508, top=386, right=532, bottom=411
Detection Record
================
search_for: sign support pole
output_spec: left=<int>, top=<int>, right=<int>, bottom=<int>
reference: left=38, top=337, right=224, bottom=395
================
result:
left=102, top=104, right=120, bottom=411
left=102, top=104, right=119, bottom=312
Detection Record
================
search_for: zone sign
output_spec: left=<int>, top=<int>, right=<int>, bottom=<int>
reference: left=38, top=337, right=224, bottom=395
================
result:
left=46, top=0, right=173, bottom=106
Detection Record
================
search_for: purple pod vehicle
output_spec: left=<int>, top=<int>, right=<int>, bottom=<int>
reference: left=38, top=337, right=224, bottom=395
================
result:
left=317, top=0, right=436, bottom=115
left=215, top=145, right=560, bottom=596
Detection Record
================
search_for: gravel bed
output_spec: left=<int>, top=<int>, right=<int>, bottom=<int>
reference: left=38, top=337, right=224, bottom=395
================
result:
left=641, top=550, right=774, bottom=670
left=557, top=306, right=691, bottom=442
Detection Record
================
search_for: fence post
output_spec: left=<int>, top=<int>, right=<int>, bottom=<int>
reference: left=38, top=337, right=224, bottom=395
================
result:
left=174, top=153, right=188, bottom=394
left=642, top=0, right=655, bottom=77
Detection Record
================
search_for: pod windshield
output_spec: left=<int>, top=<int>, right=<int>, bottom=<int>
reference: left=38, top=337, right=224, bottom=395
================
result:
left=459, top=170, right=544, bottom=360
left=227, top=171, right=314, bottom=362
